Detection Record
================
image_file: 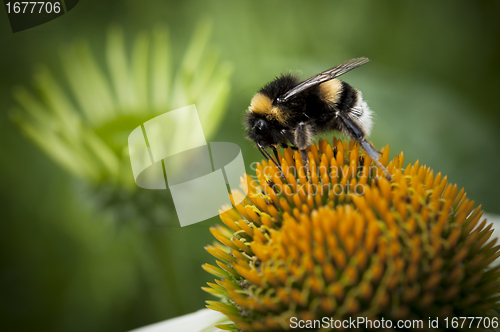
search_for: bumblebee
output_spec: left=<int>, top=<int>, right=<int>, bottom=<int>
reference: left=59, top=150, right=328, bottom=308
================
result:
left=245, top=57, right=388, bottom=175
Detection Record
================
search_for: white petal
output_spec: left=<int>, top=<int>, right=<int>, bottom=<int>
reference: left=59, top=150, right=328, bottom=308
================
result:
left=484, top=213, right=500, bottom=266
left=129, top=308, right=228, bottom=332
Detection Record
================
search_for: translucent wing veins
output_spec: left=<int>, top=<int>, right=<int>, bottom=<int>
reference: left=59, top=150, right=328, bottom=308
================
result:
left=278, top=57, right=370, bottom=103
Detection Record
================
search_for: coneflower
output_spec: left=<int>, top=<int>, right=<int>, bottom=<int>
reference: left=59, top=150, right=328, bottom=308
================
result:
left=11, top=20, right=232, bottom=226
left=204, top=138, right=500, bottom=331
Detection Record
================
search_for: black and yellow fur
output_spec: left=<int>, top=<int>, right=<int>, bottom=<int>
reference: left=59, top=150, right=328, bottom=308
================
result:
left=244, top=57, right=385, bottom=176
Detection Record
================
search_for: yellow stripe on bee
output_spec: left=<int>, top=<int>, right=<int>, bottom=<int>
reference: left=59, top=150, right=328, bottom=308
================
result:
left=248, top=93, right=272, bottom=115
left=319, top=79, right=343, bottom=104
left=248, top=92, right=289, bottom=124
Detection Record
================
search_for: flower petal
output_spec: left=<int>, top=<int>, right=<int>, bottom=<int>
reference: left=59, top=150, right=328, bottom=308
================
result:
left=129, top=308, right=227, bottom=332
left=485, top=213, right=500, bottom=266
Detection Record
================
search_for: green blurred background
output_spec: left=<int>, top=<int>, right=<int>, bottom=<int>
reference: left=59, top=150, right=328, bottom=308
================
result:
left=1, top=1, right=499, bottom=331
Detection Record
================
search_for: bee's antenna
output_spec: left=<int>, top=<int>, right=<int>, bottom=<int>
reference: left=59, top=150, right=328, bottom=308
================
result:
left=257, top=143, right=282, bottom=173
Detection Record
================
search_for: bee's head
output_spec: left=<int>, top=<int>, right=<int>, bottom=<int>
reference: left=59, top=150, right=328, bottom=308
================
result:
left=245, top=109, right=281, bottom=149
left=253, top=118, right=268, bottom=132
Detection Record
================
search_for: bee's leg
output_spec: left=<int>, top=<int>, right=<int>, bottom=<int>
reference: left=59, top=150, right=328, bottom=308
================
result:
left=360, top=140, right=381, bottom=162
left=294, top=122, right=314, bottom=182
left=361, top=140, right=392, bottom=180
left=280, top=129, right=296, bottom=146
left=337, top=113, right=391, bottom=180
left=279, top=131, right=300, bottom=157
left=300, top=149, right=310, bottom=174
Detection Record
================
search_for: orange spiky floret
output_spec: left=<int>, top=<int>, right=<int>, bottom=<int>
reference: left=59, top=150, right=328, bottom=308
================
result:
left=203, top=138, right=500, bottom=332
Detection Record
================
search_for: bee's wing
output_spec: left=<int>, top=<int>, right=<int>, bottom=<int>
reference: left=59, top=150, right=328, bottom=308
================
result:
left=278, top=57, right=370, bottom=102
